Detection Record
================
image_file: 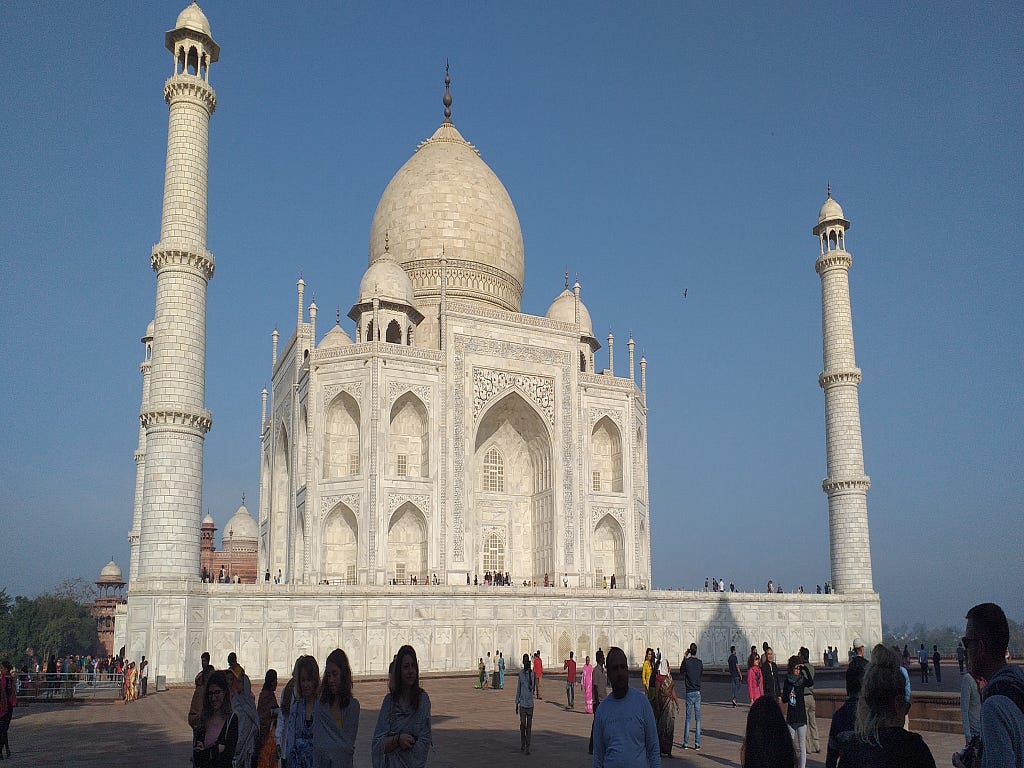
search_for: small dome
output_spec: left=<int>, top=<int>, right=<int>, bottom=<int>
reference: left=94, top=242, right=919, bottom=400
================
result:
left=202, top=513, right=215, bottom=526
left=817, top=196, right=845, bottom=225
left=546, top=289, right=594, bottom=337
left=143, top=321, right=155, bottom=342
left=99, top=560, right=123, bottom=583
left=319, top=324, right=353, bottom=349
left=174, top=2, right=212, bottom=37
left=357, top=253, right=416, bottom=307
left=224, top=503, right=258, bottom=541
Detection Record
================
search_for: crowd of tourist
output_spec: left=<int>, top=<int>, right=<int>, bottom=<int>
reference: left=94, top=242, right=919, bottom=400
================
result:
left=187, top=646, right=430, bottom=768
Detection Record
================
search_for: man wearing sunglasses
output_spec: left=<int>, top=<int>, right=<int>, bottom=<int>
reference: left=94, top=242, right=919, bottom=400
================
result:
left=963, top=602, right=1024, bottom=768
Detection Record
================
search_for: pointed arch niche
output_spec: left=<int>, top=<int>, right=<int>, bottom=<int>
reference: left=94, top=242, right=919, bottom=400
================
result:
left=272, top=424, right=290, bottom=573
left=592, top=514, right=625, bottom=587
left=322, top=503, right=358, bottom=584
left=591, top=417, right=623, bottom=493
left=387, top=503, right=427, bottom=584
left=323, top=392, right=360, bottom=479
left=388, top=392, right=429, bottom=478
left=474, top=391, right=553, bottom=582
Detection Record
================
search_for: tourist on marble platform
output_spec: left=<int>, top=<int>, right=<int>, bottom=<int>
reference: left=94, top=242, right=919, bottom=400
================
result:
left=824, top=656, right=866, bottom=768
left=193, top=670, right=238, bottom=768
left=963, top=602, right=1024, bottom=768
left=932, top=645, right=942, bottom=683
left=589, top=658, right=608, bottom=754
left=741, top=694, right=794, bottom=768
left=799, top=647, right=819, bottom=753
left=498, top=652, right=505, bottom=689
left=783, top=655, right=811, bottom=768
left=487, top=652, right=495, bottom=689
left=682, top=644, right=703, bottom=750
left=729, top=646, right=744, bottom=707
left=0, top=660, right=16, bottom=760
left=838, top=644, right=935, bottom=768
left=956, top=642, right=967, bottom=674
left=372, top=645, right=431, bottom=768
left=533, top=652, right=544, bottom=700
left=747, top=654, right=764, bottom=703
left=641, top=649, right=654, bottom=696
left=761, top=648, right=781, bottom=705
left=282, top=655, right=320, bottom=768
left=477, top=658, right=485, bottom=689
left=582, top=656, right=594, bottom=713
left=850, top=639, right=868, bottom=679
left=140, top=655, right=149, bottom=697
left=564, top=651, right=577, bottom=710
left=189, top=653, right=215, bottom=730
left=657, top=652, right=669, bottom=687
left=516, top=653, right=536, bottom=755
left=610, top=573, right=617, bottom=589
left=314, top=649, right=359, bottom=768
left=918, top=645, right=930, bottom=684
left=592, top=646, right=660, bottom=767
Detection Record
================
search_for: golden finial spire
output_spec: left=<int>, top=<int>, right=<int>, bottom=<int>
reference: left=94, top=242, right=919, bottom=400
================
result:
left=443, top=60, right=453, bottom=123
left=827, top=181, right=832, bottom=198
left=564, top=271, right=569, bottom=289
left=384, top=230, right=390, bottom=253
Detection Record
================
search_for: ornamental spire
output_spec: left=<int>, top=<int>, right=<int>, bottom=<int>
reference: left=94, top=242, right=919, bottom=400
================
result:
left=443, top=60, right=453, bottom=123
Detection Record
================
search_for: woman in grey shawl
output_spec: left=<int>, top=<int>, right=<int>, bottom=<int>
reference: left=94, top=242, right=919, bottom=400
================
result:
left=371, top=645, right=431, bottom=768
left=314, top=648, right=360, bottom=768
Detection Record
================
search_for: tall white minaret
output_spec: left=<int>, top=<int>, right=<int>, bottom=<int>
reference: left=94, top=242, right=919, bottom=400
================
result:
left=128, top=321, right=155, bottom=583
left=137, top=3, right=219, bottom=580
left=814, top=187, right=873, bottom=594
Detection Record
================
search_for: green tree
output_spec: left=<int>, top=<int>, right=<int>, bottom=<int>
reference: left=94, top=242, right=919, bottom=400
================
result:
left=0, top=583, right=99, bottom=666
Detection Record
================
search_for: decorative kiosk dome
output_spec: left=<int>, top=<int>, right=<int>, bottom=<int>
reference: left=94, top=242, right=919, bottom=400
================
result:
left=174, top=2, right=212, bottom=37
left=367, top=73, right=524, bottom=314
left=357, top=250, right=416, bottom=306
left=817, top=196, right=846, bottom=226
left=98, top=559, right=124, bottom=584
left=546, top=288, right=594, bottom=337
left=318, top=323, right=353, bottom=349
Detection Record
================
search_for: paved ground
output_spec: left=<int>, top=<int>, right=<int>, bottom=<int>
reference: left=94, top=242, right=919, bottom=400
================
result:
left=7, top=673, right=966, bottom=767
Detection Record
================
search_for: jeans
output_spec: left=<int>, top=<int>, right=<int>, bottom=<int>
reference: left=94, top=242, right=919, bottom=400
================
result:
left=788, top=724, right=807, bottom=768
left=566, top=681, right=575, bottom=709
left=519, top=706, right=534, bottom=752
left=731, top=674, right=742, bottom=702
left=684, top=690, right=701, bottom=746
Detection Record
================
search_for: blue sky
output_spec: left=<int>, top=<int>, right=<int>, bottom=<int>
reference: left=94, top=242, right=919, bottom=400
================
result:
left=1, top=1, right=1021, bottom=629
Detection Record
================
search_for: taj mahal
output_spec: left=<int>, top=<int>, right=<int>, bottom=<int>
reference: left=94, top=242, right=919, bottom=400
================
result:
left=115, top=4, right=880, bottom=683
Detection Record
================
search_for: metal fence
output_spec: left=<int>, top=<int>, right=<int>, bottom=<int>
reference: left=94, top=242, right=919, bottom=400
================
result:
left=15, top=672, right=125, bottom=701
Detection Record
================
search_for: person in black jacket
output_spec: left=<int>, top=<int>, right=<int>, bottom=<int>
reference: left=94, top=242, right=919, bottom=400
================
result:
left=825, top=661, right=866, bottom=768
left=761, top=647, right=782, bottom=704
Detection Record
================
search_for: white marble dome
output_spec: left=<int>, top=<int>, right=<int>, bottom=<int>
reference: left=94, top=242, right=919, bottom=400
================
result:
left=99, top=559, right=124, bottom=583
left=202, top=512, right=215, bottom=526
left=357, top=252, right=416, bottom=306
left=318, top=323, right=353, bottom=349
left=224, top=503, right=258, bottom=541
left=817, top=196, right=846, bottom=225
left=174, top=2, right=212, bottom=37
left=368, top=120, right=524, bottom=312
left=546, top=288, right=594, bottom=337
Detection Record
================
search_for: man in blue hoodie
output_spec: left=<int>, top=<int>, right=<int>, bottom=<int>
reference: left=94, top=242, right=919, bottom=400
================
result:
left=964, top=602, right=1024, bottom=768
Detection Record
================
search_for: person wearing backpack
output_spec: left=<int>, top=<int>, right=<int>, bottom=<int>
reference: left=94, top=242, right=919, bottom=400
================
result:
left=962, top=603, right=1024, bottom=768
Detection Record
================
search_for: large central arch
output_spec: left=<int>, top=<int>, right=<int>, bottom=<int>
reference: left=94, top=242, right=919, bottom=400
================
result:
left=592, top=514, right=625, bottom=586
left=387, top=502, right=427, bottom=583
left=474, top=391, right=553, bottom=582
left=322, top=503, right=358, bottom=584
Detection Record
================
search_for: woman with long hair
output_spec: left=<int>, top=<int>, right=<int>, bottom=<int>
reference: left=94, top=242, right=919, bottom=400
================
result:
left=193, top=670, right=238, bottom=768
left=255, top=669, right=279, bottom=768
left=315, top=648, right=360, bottom=768
left=782, top=655, right=810, bottom=768
left=740, top=695, right=794, bottom=768
left=282, top=655, right=320, bottom=768
left=840, top=644, right=936, bottom=767
left=372, top=645, right=431, bottom=767
left=747, top=654, right=764, bottom=703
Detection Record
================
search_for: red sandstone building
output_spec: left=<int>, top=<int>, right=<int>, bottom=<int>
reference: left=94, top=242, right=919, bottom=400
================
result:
left=92, top=560, right=127, bottom=656
left=200, top=500, right=258, bottom=583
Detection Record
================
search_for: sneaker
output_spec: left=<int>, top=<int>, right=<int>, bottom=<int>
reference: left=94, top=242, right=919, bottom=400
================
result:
left=681, top=744, right=688, bottom=750
left=695, top=745, right=702, bottom=751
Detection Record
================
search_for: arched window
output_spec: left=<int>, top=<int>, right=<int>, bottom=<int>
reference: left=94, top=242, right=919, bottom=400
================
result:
left=187, top=46, right=199, bottom=75
left=386, top=319, right=402, bottom=344
left=580, top=350, right=587, bottom=372
left=483, top=447, right=504, bottom=492
left=365, top=320, right=374, bottom=342
left=483, top=531, right=505, bottom=574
